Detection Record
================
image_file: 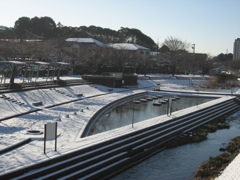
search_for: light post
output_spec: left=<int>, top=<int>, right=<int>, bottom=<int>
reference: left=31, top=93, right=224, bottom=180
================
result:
left=230, top=74, right=234, bottom=96
left=192, top=44, right=195, bottom=74
left=166, top=98, right=173, bottom=116
left=196, top=88, right=199, bottom=107
left=132, top=100, right=141, bottom=127
left=132, top=101, right=135, bottom=127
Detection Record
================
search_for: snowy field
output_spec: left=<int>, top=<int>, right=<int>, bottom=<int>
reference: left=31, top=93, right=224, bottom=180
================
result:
left=0, top=74, right=239, bottom=179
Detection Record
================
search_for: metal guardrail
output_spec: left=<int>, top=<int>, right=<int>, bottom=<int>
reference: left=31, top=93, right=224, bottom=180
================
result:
left=80, top=91, right=148, bottom=137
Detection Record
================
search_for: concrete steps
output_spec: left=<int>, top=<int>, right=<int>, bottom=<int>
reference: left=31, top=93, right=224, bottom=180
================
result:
left=1, top=97, right=240, bottom=180
left=0, top=79, right=88, bottom=93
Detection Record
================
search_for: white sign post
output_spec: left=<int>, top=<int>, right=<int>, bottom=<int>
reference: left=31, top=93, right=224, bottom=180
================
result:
left=44, top=122, right=57, bottom=154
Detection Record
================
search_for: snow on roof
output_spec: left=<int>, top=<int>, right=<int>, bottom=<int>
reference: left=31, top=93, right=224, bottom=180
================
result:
left=0, top=25, right=8, bottom=30
left=51, top=62, right=70, bottom=65
left=66, top=38, right=106, bottom=47
left=108, top=43, right=150, bottom=51
left=33, top=61, right=50, bottom=65
left=7, top=61, right=26, bottom=65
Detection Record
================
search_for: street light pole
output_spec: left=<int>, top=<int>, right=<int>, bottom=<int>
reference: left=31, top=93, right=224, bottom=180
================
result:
left=132, top=101, right=135, bottom=128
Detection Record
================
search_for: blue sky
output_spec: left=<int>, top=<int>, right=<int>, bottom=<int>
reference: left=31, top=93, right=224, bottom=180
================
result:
left=1, top=0, right=240, bottom=56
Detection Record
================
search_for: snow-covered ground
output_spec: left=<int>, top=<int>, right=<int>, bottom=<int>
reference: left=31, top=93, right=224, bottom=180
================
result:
left=0, top=74, right=239, bottom=179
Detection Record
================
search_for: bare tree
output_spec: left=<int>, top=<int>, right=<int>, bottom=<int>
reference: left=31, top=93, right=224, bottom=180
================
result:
left=71, top=45, right=107, bottom=74
left=0, top=40, right=12, bottom=59
left=162, top=36, right=190, bottom=76
left=163, top=36, right=190, bottom=51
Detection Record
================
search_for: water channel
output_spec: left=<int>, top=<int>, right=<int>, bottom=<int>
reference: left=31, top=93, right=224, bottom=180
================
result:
left=111, top=112, right=240, bottom=180
left=90, top=93, right=240, bottom=179
left=91, top=94, right=216, bottom=135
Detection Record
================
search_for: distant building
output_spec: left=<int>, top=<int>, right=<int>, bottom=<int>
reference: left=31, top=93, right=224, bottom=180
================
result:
left=209, top=66, right=228, bottom=76
left=233, top=38, right=240, bottom=60
left=108, top=43, right=149, bottom=51
left=108, top=43, right=150, bottom=61
left=64, top=38, right=107, bottom=64
left=65, top=38, right=106, bottom=47
left=0, top=25, right=8, bottom=31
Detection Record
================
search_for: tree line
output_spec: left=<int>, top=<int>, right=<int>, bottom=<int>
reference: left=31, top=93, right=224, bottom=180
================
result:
left=0, top=16, right=157, bottom=49
left=0, top=16, right=237, bottom=76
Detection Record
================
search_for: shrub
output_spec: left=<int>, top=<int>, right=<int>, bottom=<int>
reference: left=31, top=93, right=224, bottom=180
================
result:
left=215, top=74, right=237, bottom=84
left=207, top=124, right=218, bottom=132
left=200, top=74, right=239, bottom=89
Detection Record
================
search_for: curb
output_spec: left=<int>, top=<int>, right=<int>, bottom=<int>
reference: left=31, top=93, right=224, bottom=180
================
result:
left=0, top=138, right=32, bottom=155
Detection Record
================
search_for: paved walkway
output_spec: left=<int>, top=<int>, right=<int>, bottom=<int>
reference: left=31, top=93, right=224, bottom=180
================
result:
left=216, top=153, right=240, bottom=180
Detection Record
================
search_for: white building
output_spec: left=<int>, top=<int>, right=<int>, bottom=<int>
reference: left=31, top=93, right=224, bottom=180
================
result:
left=233, top=38, right=240, bottom=60
left=66, top=38, right=107, bottom=47
left=107, top=43, right=150, bottom=61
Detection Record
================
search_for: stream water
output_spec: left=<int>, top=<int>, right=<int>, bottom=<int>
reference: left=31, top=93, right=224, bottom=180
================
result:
left=111, top=112, right=240, bottom=180
left=90, top=93, right=240, bottom=179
